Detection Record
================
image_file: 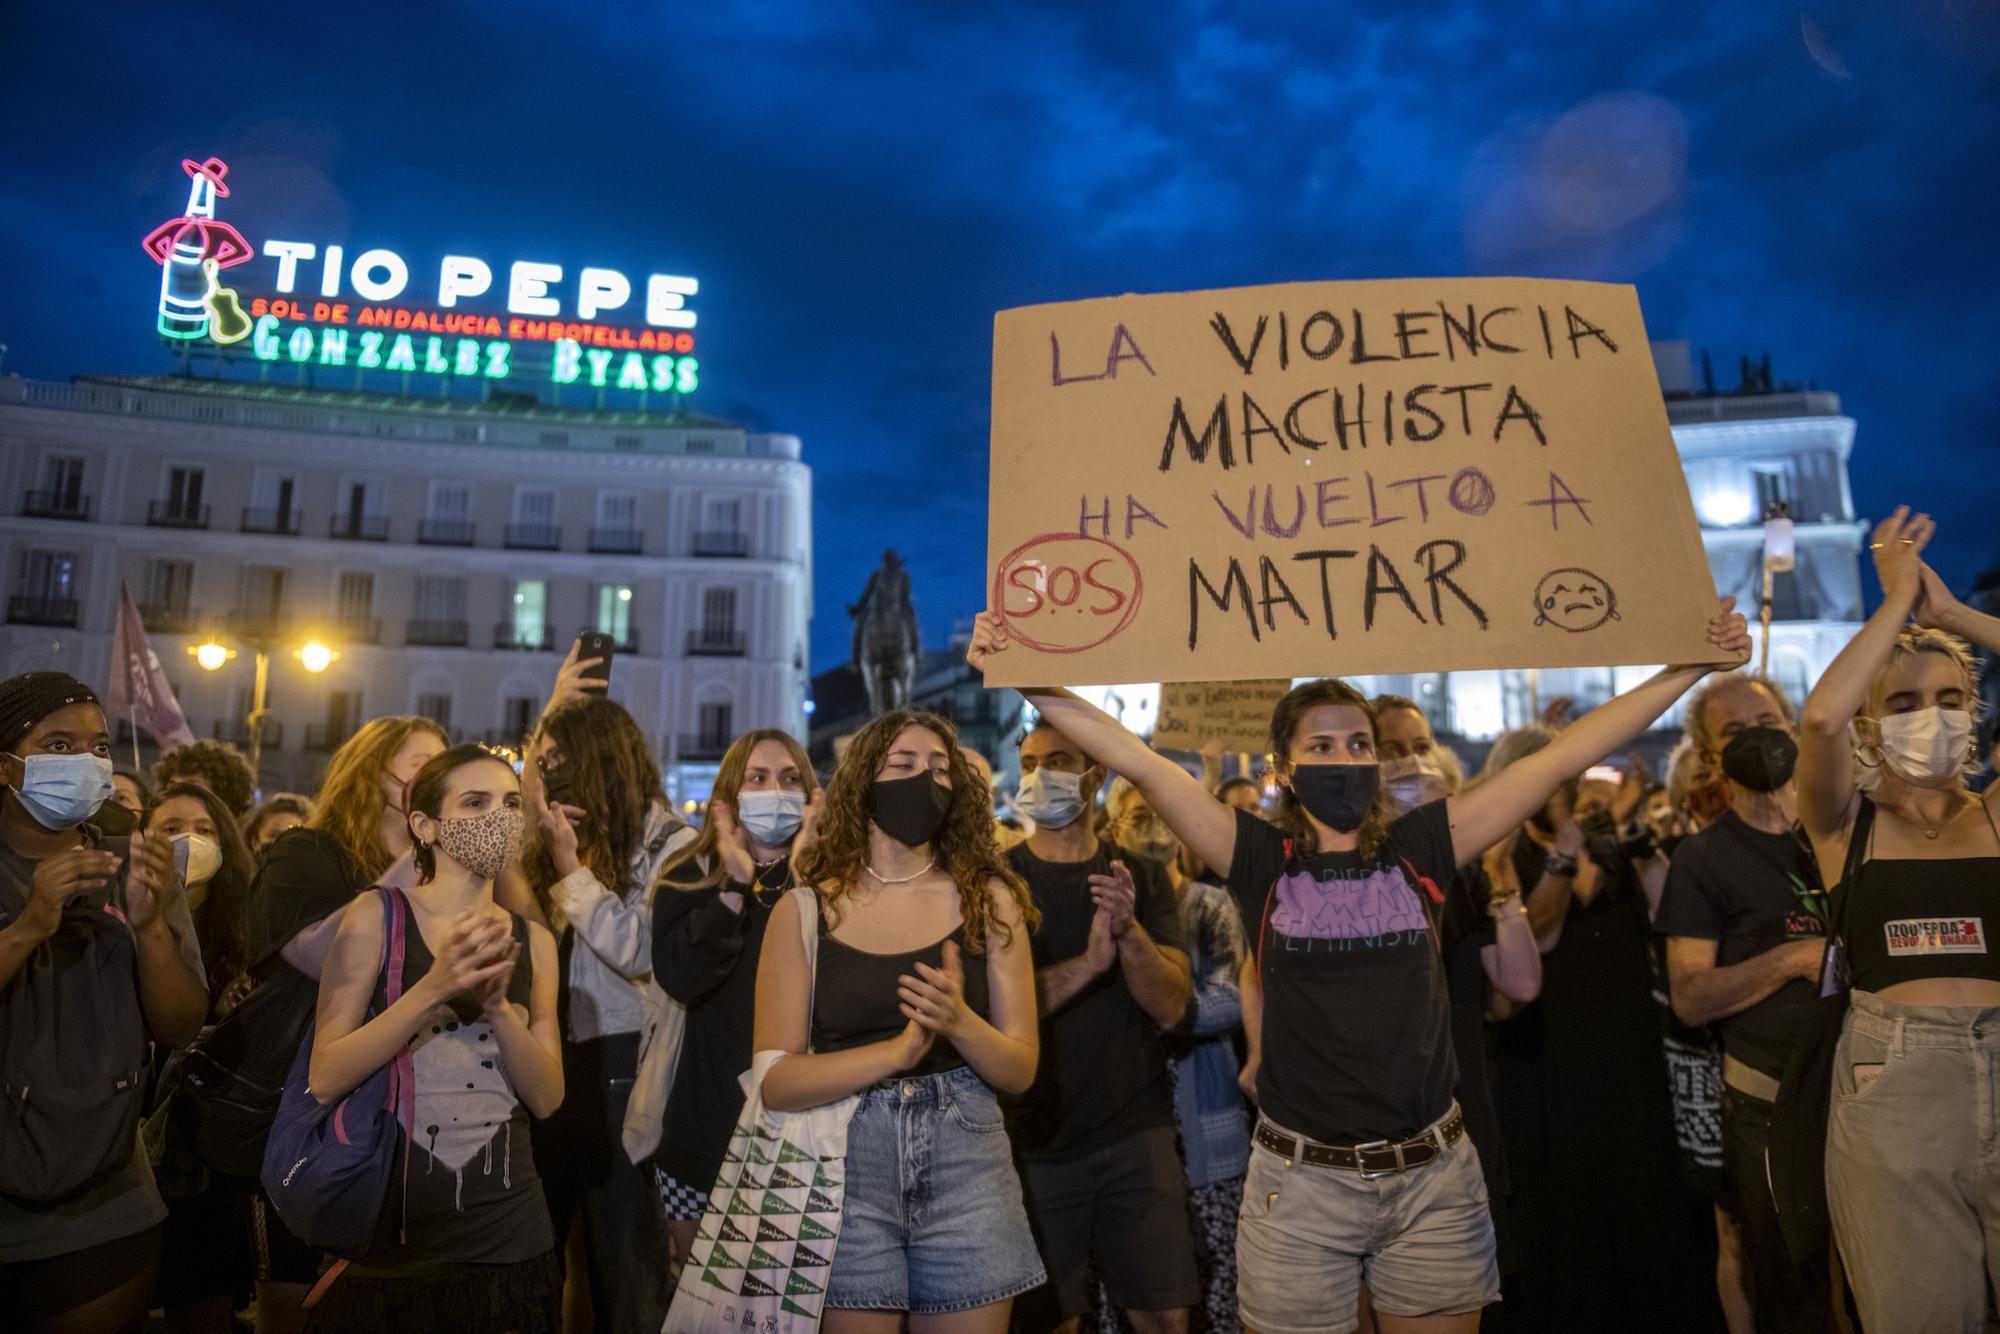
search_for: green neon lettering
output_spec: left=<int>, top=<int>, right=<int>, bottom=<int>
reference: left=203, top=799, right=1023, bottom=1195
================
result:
left=485, top=342, right=511, bottom=379
left=617, top=352, right=648, bottom=390
left=551, top=339, right=580, bottom=383
left=424, top=337, right=449, bottom=374
left=358, top=330, right=384, bottom=368
left=385, top=334, right=417, bottom=372
left=251, top=315, right=281, bottom=360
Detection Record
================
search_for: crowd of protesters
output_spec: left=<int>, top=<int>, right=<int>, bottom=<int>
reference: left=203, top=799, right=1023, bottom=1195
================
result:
left=1, top=507, right=1997, bottom=1333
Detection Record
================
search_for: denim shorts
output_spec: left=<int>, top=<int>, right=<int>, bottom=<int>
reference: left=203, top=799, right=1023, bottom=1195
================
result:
left=826, top=1066, right=1046, bottom=1314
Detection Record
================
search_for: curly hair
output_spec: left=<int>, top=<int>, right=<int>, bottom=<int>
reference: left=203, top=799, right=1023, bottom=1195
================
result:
left=153, top=739, right=257, bottom=817
left=794, top=710, right=1036, bottom=955
left=307, top=716, right=449, bottom=884
left=1267, top=679, right=1396, bottom=860
left=524, top=697, right=668, bottom=905
left=659, top=728, right=818, bottom=892
left=146, top=779, right=258, bottom=1000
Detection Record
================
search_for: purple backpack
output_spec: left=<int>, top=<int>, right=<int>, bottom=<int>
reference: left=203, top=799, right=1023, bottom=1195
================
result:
left=260, top=886, right=417, bottom=1255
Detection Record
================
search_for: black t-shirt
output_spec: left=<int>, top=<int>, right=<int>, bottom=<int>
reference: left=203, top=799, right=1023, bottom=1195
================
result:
left=1656, top=811, right=1827, bottom=1078
left=1006, top=842, right=1185, bottom=1161
left=251, top=827, right=363, bottom=967
left=1226, top=802, right=1458, bottom=1144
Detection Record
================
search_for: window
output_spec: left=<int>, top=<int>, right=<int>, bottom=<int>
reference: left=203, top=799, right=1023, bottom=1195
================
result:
left=428, top=482, right=471, bottom=521
left=340, top=479, right=380, bottom=522
left=18, top=549, right=76, bottom=599
left=698, top=700, right=733, bottom=748
left=687, top=438, right=715, bottom=456
left=239, top=566, right=286, bottom=614
left=614, top=434, right=643, bottom=451
left=166, top=466, right=205, bottom=515
left=416, top=692, right=453, bottom=732
left=326, top=691, right=361, bottom=738
left=513, top=488, right=555, bottom=526
left=42, top=455, right=85, bottom=507
left=337, top=572, right=375, bottom=623
left=251, top=470, right=300, bottom=524
left=503, top=696, right=538, bottom=740
left=595, top=584, right=633, bottom=641
left=414, top=575, right=466, bottom=622
left=701, top=587, right=737, bottom=639
left=1752, top=466, right=1793, bottom=517
left=704, top=496, right=743, bottom=533
left=596, top=491, right=638, bottom=529
left=146, top=558, right=193, bottom=611
left=510, top=579, right=547, bottom=646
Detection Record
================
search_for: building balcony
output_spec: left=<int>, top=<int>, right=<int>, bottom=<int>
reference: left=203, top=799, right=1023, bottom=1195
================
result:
left=417, top=519, right=476, bottom=546
left=7, top=595, right=79, bottom=626
left=693, top=530, right=749, bottom=558
left=224, top=607, right=291, bottom=640
left=676, top=733, right=733, bottom=761
left=139, top=602, right=196, bottom=634
left=494, top=622, right=554, bottom=651
left=588, top=526, right=643, bottom=555
left=303, top=722, right=352, bottom=753
left=146, top=501, right=210, bottom=529
left=503, top=523, right=562, bottom=551
left=616, top=629, right=641, bottom=655
left=407, top=618, right=470, bottom=647
left=213, top=717, right=284, bottom=749
left=333, top=615, right=381, bottom=645
left=21, top=490, right=91, bottom=521
left=686, top=630, right=746, bottom=657
left=241, top=507, right=303, bottom=536
left=330, top=514, right=390, bottom=541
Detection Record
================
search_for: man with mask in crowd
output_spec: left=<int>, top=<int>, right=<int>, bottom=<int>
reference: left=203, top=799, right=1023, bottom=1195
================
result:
left=1657, top=673, right=1832, bottom=1334
left=1005, top=720, right=1197, bottom=1334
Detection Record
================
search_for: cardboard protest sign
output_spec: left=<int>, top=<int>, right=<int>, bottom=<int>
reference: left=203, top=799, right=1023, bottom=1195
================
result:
left=985, top=278, right=1717, bottom=688
left=1152, top=680, right=1292, bottom=753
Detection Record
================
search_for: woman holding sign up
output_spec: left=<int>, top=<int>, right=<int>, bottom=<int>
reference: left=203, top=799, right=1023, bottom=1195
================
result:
left=965, top=600, right=1749, bottom=1334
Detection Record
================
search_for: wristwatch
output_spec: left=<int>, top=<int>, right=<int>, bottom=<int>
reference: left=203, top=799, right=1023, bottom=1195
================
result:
left=1542, top=852, right=1579, bottom=878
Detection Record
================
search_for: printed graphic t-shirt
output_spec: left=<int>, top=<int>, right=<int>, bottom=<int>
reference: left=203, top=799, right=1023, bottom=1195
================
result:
left=1655, top=811, right=1826, bottom=1080
left=1226, top=801, right=1458, bottom=1144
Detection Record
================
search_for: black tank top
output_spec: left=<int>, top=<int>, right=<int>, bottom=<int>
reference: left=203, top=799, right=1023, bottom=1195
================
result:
left=811, top=923, right=990, bottom=1077
left=1843, top=800, right=2000, bottom=993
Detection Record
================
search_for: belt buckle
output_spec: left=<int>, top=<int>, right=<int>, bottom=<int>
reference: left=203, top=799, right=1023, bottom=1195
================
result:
left=1352, top=1138, right=1405, bottom=1180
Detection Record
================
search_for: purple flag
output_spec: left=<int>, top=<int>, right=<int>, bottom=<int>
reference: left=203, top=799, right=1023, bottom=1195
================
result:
left=107, top=582, right=196, bottom=750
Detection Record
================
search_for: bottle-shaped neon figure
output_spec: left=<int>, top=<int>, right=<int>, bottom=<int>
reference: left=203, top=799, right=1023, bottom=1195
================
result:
left=157, top=169, right=219, bottom=340
left=141, top=158, right=252, bottom=342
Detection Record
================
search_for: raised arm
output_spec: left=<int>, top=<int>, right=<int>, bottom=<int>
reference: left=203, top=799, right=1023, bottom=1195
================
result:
left=966, top=612, right=1238, bottom=873
left=756, top=891, right=935, bottom=1112
left=1797, top=508, right=1932, bottom=839
left=1444, top=598, right=1749, bottom=866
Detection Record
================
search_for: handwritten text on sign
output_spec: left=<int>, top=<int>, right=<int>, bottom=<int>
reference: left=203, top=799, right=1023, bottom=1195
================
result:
left=1152, top=680, right=1294, bottom=754
left=985, top=278, right=1717, bottom=687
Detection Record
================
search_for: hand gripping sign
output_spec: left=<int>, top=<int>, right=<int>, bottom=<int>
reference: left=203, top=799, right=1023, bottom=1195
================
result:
left=985, top=277, right=1719, bottom=688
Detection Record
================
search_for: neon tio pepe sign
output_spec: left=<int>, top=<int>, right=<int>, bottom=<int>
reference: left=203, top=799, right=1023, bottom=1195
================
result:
left=141, top=155, right=701, bottom=394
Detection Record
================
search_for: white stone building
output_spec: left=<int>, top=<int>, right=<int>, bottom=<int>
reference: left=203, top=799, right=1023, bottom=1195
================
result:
left=0, top=373, right=812, bottom=801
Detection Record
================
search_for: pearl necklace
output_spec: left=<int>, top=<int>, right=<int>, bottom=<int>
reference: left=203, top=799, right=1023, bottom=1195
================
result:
left=866, top=857, right=935, bottom=885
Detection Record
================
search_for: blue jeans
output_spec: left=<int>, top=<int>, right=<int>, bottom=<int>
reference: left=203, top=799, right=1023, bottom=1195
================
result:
left=827, top=1067, right=1046, bottom=1315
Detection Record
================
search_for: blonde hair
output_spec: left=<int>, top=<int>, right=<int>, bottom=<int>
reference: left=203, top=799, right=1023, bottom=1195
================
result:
left=1866, top=626, right=1982, bottom=724
left=1683, top=672, right=1796, bottom=759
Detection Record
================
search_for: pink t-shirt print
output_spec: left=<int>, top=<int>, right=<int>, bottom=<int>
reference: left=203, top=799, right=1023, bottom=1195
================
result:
left=1269, top=865, right=1428, bottom=950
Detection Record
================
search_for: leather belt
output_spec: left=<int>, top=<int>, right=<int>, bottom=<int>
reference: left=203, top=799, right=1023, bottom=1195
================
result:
left=1254, top=1107, right=1465, bottom=1179
left=1721, top=1053, right=1782, bottom=1103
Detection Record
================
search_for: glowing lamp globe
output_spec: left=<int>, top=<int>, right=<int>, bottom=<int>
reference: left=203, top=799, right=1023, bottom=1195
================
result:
left=296, top=642, right=338, bottom=673
left=193, top=642, right=233, bottom=671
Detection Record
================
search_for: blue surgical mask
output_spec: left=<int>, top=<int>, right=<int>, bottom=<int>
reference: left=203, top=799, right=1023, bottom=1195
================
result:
left=737, top=789, right=806, bottom=847
left=6, top=752, right=115, bottom=830
left=1014, top=767, right=1086, bottom=830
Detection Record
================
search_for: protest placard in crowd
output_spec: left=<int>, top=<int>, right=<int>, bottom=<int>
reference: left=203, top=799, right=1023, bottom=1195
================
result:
left=985, top=278, right=1717, bottom=686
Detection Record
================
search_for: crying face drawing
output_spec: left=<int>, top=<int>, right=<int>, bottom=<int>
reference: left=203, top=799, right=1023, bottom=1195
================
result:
left=1533, top=568, right=1619, bottom=633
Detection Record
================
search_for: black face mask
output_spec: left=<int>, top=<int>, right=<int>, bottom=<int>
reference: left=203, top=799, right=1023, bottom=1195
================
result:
left=1287, top=763, right=1379, bottom=833
left=1578, top=808, right=1624, bottom=864
left=1720, top=726, right=1797, bottom=794
left=869, top=771, right=952, bottom=848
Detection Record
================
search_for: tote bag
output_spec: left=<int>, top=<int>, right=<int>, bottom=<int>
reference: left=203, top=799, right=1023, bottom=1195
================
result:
left=663, top=887, right=860, bottom=1334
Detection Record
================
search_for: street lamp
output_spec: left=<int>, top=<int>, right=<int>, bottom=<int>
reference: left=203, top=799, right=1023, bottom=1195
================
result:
left=189, top=636, right=340, bottom=781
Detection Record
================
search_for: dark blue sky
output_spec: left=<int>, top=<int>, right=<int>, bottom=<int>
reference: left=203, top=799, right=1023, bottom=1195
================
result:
left=3, top=0, right=1995, bottom=671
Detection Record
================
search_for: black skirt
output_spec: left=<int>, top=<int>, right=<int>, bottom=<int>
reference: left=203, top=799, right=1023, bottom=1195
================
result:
left=304, top=1249, right=561, bottom=1334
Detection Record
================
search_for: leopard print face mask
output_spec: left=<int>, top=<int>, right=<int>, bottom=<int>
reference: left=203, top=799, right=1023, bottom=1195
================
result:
left=429, top=806, right=524, bottom=881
